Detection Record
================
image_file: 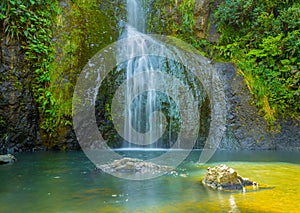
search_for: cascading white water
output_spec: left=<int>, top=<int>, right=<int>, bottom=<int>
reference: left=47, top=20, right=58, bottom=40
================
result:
left=126, top=0, right=145, bottom=33
left=73, top=0, right=224, bottom=176
left=115, top=0, right=210, bottom=149
left=118, top=0, right=165, bottom=148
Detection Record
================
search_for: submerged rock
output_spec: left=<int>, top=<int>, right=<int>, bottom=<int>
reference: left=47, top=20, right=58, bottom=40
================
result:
left=96, top=157, right=172, bottom=175
left=0, top=154, right=17, bottom=165
left=202, top=164, right=258, bottom=191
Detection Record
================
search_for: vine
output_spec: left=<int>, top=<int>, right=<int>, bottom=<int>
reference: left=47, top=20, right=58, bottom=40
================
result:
left=0, top=0, right=59, bottom=142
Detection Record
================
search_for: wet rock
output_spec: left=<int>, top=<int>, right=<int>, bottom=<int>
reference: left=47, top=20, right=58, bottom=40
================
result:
left=0, top=154, right=17, bottom=165
left=96, top=157, right=172, bottom=175
left=215, top=63, right=276, bottom=150
left=1, top=2, right=300, bottom=153
left=0, top=33, right=40, bottom=154
left=202, top=164, right=258, bottom=191
left=215, top=63, right=300, bottom=150
left=273, top=119, right=300, bottom=151
left=193, top=0, right=211, bottom=39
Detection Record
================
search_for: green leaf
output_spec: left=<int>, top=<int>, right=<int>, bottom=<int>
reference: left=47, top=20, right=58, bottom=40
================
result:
left=281, top=59, right=290, bottom=65
left=19, top=5, right=26, bottom=10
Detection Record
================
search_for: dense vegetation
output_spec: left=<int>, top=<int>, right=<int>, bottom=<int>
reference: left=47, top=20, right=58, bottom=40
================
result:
left=0, top=0, right=118, bottom=146
left=50, top=0, right=118, bottom=146
left=213, top=0, right=300, bottom=126
left=0, top=0, right=59, bottom=144
left=1, top=0, right=299, bottom=148
left=147, top=0, right=300, bottom=127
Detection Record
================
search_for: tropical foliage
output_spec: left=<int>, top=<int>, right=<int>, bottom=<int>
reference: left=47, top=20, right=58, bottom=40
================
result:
left=0, top=0, right=59, bottom=141
left=214, top=0, right=300, bottom=125
left=1, top=0, right=299, bottom=148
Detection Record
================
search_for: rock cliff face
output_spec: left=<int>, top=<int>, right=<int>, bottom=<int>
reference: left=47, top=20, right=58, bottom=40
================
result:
left=0, top=1, right=299, bottom=153
left=216, top=63, right=300, bottom=150
left=215, top=63, right=275, bottom=150
left=273, top=119, right=300, bottom=151
left=0, top=35, right=41, bottom=154
left=193, top=0, right=211, bottom=38
left=193, top=0, right=222, bottom=41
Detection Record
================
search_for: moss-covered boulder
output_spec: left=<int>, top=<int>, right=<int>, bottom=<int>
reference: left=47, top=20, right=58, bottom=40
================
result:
left=202, top=164, right=258, bottom=191
left=96, top=157, right=173, bottom=174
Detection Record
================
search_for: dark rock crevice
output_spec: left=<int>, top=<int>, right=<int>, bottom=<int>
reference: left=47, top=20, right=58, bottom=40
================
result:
left=0, top=34, right=41, bottom=154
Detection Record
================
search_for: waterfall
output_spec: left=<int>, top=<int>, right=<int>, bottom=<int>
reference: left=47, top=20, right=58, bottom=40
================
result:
left=117, top=0, right=165, bottom=148
left=115, top=0, right=209, bottom=149
left=126, top=0, right=145, bottom=33
left=73, top=0, right=224, bottom=176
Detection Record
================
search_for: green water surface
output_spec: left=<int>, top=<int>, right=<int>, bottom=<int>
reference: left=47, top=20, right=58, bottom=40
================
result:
left=0, top=151, right=299, bottom=213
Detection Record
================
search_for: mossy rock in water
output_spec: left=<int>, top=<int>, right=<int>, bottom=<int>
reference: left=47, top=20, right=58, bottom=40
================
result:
left=202, top=164, right=260, bottom=191
left=96, top=157, right=173, bottom=175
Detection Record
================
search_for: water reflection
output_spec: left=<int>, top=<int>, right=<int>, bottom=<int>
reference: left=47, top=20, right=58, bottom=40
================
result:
left=229, top=195, right=240, bottom=213
left=0, top=151, right=300, bottom=212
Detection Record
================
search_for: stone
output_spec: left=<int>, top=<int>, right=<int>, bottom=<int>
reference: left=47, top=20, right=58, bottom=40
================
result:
left=96, top=157, right=173, bottom=175
left=0, top=34, right=40, bottom=154
left=202, top=164, right=258, bottom=191
left=1, top=2, right=300, bottom=153
left=215, top=63, right=276, bottom=150
left=0, top=154, right=17, bottom=165
left=193, top=0, right=211, bottom=39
